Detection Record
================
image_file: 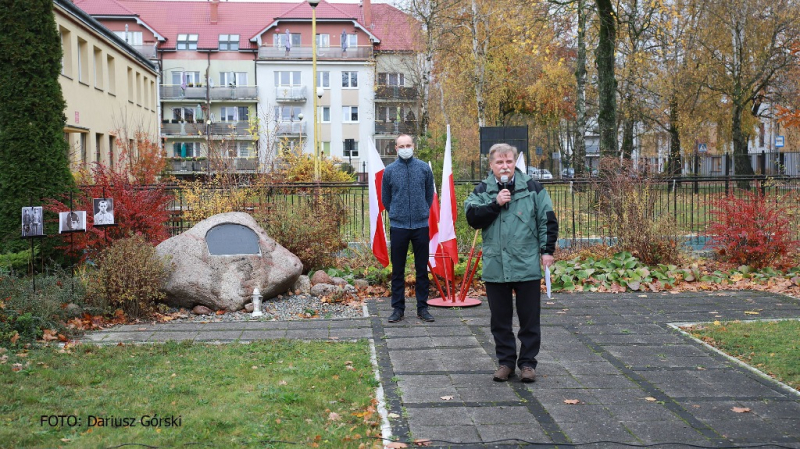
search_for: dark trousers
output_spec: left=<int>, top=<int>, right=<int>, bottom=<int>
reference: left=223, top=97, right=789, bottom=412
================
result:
left=485, top=280, right=542, bottom=369
left=389, top=226, right=430, bottom=313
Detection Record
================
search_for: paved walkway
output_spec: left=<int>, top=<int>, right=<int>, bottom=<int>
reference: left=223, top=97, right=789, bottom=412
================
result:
left=83, top=290, right=800, bottom=448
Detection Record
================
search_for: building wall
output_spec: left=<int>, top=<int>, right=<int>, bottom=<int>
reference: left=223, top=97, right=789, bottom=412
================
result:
left=56, top=4, right=158, bottom=173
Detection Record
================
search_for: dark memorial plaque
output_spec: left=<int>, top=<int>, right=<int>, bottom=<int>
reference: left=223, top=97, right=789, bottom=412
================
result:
left=206, top=224, right=260, bottom=255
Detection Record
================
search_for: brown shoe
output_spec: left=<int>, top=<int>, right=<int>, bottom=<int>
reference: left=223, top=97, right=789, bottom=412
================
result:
left=520, top=366, right=536, bottom=383
left=493, top=365, right=515, bottom=382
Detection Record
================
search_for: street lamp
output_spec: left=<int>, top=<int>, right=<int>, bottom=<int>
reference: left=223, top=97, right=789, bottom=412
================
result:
left=308, top=0, right=321, bottom=182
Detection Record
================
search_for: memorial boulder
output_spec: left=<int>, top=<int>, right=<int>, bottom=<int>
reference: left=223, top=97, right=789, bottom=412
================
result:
left=156, top=212, right=302, bottom=311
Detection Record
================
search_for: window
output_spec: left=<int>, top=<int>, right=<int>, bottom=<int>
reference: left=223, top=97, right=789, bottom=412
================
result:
left=107, top=55, right=116, bottom=94
left=378, top=72, right=405, bottom=86
left=345, top=33, right=357, bottom=48
left=220, top=106, right=249, bottom=122
left=317, top=71, right=330, bottom=88
left=342, top=71, right=358, bottom=88
left=316, top=34, right=330, bottom=48
left=93, top=47, right=103, bottom=89
left=319, top=106, right=330, bottom=123
left=60, top=27, right=71, bottom=76
left=218, top=34, right=240, bottom=51
left=220, top=72, right=247, bottom=86
left=343, top=139, right=359, bottom=157
left=274, top=106, right=302, bottom=121
left=77, top=38, right=88, bottom=83
left=177, top=34, right=199, bottom=50
left=274, top=71, right=301, bottom=86
left=109, top=135, right=116, bottom=170
left=135, top=72, right=141, bottom=104
left=234, top=142, right=253, bottom=158
left=95, top=133, right=103, bottom=164
left=113, top=30, right=143, bottom=45
left=127, top=67, right=133, bottom=101
left=377, top=106, right=405, bottom=122
left=320, top=141, right=330, bottom=157
left=274, top=33, right=301, bottom=48
left=172, top=71, right=201, bottom=86
left=172, top=142, right=202, bottom=158
left=342, top=106, right=359, bottom=123
left=172, top=107, right=196, bottom=122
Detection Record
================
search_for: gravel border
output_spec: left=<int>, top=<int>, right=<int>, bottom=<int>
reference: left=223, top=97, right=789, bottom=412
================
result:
left=165, top=294, right=366, bottom=322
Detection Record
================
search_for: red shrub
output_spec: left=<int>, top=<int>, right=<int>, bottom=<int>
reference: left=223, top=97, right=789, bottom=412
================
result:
left=705, top=190, right=799, bottom=269
left=45, top=162, right=172, bottom=262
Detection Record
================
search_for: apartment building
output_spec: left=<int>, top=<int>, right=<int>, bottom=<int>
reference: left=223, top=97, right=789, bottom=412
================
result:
left=55, top=0, right=159, bottom=172
left=76, top=0, right=420, bottom=176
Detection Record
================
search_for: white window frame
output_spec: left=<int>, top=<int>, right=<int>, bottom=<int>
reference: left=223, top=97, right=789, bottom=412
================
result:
left=273, top=33, right=301, bottom=48
left=173, top=141, right=202, bottom=158
left=342, top=106, right=359, bottom=123
left=319, top=106, right=330, bottom=123
left=342, top=71, right=358, bottom=88
left=177, top=34, right=199, bottom=50
left=274, top=106, right=302, bottom=122
left=274, top=71, right=302, bottom=87
left=317, top=71, right=330, bottom=88
left=218, top=34, right=240, bottom=51
left=114, top=31, right=143, bottom=45
left=220, top=72, right=247, bottom=86
left=316, top=34, right=330, bottom=48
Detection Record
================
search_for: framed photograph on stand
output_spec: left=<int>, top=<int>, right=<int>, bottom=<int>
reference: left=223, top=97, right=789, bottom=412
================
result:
left=93, top=198, right=115, bottom=226
left=59, top=211, right=87, bottom=234
left=21, top=206, right=45, bottom=238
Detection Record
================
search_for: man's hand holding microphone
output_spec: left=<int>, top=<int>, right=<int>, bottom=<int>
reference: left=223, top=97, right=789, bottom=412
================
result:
left=497, top=174, right=511, bottom=209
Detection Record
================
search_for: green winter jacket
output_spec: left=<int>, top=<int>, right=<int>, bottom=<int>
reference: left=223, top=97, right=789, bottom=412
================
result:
left=464, top=169, right=558, bottom=283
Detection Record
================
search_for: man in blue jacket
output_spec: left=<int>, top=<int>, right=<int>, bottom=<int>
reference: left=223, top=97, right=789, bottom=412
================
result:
left=382, top=134, right=436, bottom=323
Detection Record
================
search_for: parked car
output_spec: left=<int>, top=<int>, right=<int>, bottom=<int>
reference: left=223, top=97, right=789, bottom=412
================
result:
left=561, top=168, right=575, bottom=179
left=528, top=167, right=553, bottom=180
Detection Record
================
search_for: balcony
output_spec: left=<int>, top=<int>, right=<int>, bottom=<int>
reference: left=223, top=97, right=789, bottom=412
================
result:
left=160, top=85, right=258, bottom=101
left=275, top=85, right=307, bottom=102
left=276, top=121, right=306, bottom=136
left=168, top=157, right=258, bottom=174
left=375, top=85, right=417, bottom=101
left=257, top=45, right=373, bottom=60
left=161, top=121, right=255, bottom=138
left=210, top=86, right=257, bottom=101
left=130, top=44, right=157, bottom=59
left=375, top=121, right=417, bottom=135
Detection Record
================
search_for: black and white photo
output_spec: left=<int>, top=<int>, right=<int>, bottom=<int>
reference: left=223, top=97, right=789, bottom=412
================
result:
left=59, top=211, right=87, bottom=233
left=21, top=206, right=44, bottom=237
left=93, top=198, right=115, bottom=225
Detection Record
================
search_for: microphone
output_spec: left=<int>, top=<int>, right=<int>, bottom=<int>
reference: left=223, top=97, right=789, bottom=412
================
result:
left=500, top=175, right=510, bottom=210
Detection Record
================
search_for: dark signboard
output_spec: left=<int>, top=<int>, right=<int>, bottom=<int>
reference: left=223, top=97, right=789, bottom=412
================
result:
left=206, top=224, right=260, bottom=255
left=479, top=126, right=529, bottom=158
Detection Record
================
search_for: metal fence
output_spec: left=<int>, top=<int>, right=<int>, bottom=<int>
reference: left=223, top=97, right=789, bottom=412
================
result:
left=164, top=176, right=800, bottom=251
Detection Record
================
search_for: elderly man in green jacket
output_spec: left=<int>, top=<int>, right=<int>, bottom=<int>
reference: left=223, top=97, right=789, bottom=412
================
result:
left=465, top=143, right=558, bottom=383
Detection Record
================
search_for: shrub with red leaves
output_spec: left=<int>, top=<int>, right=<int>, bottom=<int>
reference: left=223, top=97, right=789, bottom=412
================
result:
left=45, top=162, right=172, bottom=262
left=705, top=190, right=799, bottom=269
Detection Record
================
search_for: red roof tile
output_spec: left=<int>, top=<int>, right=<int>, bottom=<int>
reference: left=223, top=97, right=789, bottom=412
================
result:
left=73, top=0, right=416, bottom=52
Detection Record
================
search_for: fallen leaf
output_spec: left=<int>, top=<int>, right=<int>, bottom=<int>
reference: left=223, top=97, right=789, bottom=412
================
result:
left=744, top=311, right=760, bottom=315
left=563, top=399, right=580, bottom=405
left=60, top=438, right=71, bottom=443
left=11, top=363, right=23, bottom=372
left=10, top=332, right=19, bottom=345
left=732, top=407, right=751, bottom=413
left=413, top=439, right=433, bottom=447
left=42, top=329, right=59, bottom=342
left=386, top=443, right=408, bottom=449
left=328, top=412, right=341, bottom=421
left=644, top=397, right=657, bottom=402
left=440, top=395, right=454, bottom=401
left=278, top=380, right=287, bottom=386
left=215, top=310, right=225, bottom=315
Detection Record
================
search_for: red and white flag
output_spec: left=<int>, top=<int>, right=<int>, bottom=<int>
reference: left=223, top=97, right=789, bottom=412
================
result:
left=437, top=125, right=458, bottom=268
left=368, top=140, right=389, bottom=267
left=427, top=162, right=450, bottom=278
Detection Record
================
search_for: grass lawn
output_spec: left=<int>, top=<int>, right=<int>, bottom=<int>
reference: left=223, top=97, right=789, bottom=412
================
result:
left=686, top=319, right=800, bottom=390
left=0, top=340, right=382, bottom=449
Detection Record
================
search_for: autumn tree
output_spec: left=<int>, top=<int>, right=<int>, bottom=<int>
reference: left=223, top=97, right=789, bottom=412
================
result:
left=595, top=0, right=618, bottom=156
left=694, top=0, right=800, bottom=179
left=0, top=0, right=75, bottom=251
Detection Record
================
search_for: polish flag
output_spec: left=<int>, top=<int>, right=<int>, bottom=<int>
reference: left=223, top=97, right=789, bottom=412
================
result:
left=516, top=152, right=526, bottom=174
left=437, top=125, right=458, bottom=267
left=427, top=163, right=450, bottom=278
left=368, top=140, right=389, bottom=267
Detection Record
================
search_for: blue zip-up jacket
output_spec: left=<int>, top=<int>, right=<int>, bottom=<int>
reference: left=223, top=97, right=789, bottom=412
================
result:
left=382, top=156, right=435, bottom=229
